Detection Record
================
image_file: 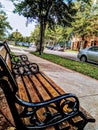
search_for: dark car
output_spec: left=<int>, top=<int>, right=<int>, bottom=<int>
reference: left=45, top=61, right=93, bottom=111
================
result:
left=77, top=46, right=98, bottom=63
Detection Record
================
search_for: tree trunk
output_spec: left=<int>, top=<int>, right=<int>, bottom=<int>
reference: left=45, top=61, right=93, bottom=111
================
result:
left=39, top=0, right=47, bottom=55
left=39, top=19, right=43, bottom=55
left=39, top=18, right=46, bottom=55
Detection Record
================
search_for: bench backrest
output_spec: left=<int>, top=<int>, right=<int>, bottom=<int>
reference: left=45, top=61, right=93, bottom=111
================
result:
left=0, top=43, right=12, bottom=70
left=0, top=43, right=18, bottom=93
left=0, top=44, right=24, bottom=128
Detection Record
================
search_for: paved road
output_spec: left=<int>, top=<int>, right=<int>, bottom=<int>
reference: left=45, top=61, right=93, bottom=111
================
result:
left=10, top=46, right=98, bottom=130
left=44, top=49, right=78, bottom=61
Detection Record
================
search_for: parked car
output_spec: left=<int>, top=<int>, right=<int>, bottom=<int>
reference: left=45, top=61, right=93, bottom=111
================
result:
left=77, top=46, right=98, bottom=63
left=46, top=46, right=54, bottom=50
left=15, top=42, right=30, bottom=47
left=22, top=42, right=30, bottom=47
left=15, top=42, right=23, bottom=46
left=53, top=45, right=64, bottom=51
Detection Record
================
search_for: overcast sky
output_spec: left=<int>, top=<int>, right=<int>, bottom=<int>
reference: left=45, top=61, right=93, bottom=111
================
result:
left=0, top=0, right=36, bottom=36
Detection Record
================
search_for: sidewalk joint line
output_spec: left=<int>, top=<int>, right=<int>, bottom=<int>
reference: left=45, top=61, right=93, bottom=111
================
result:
left=79, top=93, right=98, bottom=98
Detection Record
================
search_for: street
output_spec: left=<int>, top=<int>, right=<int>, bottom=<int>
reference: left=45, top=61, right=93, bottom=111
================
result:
left=44, top=49, right=78, bottom=61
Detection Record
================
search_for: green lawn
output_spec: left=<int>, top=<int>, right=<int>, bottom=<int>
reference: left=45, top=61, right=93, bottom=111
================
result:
left=31, top=52, right=98, bottom=80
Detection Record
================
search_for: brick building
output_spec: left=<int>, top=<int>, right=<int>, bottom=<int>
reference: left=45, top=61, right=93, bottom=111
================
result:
left=71, top=36, right=98, bottom=51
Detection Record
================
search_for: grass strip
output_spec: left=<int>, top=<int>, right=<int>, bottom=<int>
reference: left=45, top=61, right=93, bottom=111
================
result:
left=31, top=52, right=98, bottom=80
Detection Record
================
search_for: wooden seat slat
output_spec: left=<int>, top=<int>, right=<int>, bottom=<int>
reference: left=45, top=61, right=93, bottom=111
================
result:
left=58, top=121, right=70, bottom=130
left=45, top=126, right=56, bottom=130
left=71, top=115, right=84, bottom=124
left=36, top=73, right=60, bottom=97
left=17, top=75, right=41, bottom=102
left=16, top=76, right=29, bottom=101
left=41, top=72, right=66, bottom=95
left=29, top=74, right=53, bottom=101
left=24, top=76, right=41, bottom=102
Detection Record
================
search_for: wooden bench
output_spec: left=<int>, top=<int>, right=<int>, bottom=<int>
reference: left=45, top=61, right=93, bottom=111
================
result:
left=0, top=42, right=95, bottom=130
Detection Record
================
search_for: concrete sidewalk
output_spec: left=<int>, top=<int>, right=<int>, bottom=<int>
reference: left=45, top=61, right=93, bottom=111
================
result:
left=13, top=48, right=98, bottom=130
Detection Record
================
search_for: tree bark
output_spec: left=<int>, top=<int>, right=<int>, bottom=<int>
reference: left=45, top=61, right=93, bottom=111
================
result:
left=39, top=18, right=43, bottom=55
left=39, top=17, right=46, bottom=55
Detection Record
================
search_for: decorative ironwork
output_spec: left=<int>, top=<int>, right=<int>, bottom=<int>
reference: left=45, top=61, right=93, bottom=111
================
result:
left=15, top=94, right=79, bottom=129
left=10, top=53, right=39, bottom=75
left=12, top=61, right=39, bottom=75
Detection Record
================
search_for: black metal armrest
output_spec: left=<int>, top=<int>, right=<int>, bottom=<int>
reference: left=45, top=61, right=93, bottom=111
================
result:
left=16, top=93, right=79, bottom=108
left=15, top=93, right=79, bottom=129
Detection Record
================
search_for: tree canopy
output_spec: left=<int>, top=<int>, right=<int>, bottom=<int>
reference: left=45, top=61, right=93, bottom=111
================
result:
left=9, top=30, right=23, bottom=41
left=11, top=0, right=77, bottom=27
left=71, top=0, right=98, bottom=38
left=0, top=5, right=12, bottom=39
